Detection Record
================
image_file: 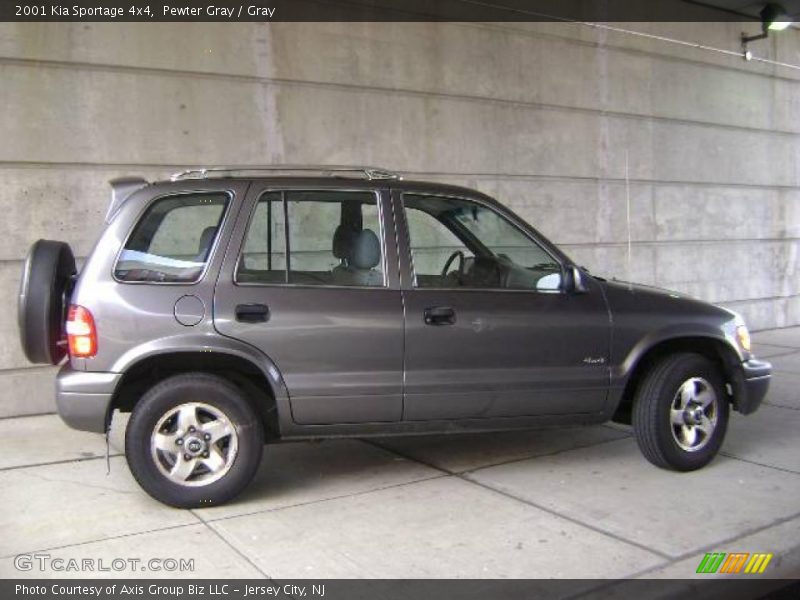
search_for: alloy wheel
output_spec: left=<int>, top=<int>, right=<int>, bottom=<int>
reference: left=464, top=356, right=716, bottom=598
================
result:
left=150, top=402, right=238, bottom=487
left=669, top=377, right=719, bottom=452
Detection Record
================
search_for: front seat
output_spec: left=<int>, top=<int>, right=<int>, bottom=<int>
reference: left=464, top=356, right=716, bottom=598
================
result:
left=334, top=229, right=382, bottom=286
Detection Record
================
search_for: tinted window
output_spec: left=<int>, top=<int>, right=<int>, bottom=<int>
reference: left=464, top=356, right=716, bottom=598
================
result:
left=406, top=207, right=472, bottom=278
left=115, top=193, right=228, bottom=283
left=404, top=194, right=562, bottom=291
left=237, top=191, right=384, bottom=287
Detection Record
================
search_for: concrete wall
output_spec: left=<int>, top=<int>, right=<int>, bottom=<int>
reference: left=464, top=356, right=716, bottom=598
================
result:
left=1, top=21, right=799, bottom=417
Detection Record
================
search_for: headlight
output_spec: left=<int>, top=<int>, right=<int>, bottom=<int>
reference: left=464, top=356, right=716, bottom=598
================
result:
left=736, top=324, right=751, bottom=353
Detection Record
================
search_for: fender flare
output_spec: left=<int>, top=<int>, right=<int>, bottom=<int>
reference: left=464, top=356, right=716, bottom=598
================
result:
left=608, top=322, right=742, bottom=419
left=108, top=333, right=291, bottom=428
left=617, top=322, right=739, bottom=382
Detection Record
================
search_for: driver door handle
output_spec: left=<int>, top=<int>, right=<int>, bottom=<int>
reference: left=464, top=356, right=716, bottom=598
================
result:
left=424, top=306, right=456, bottom=326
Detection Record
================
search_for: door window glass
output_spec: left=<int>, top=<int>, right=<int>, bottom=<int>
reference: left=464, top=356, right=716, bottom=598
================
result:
left=404, top=194, right=562, bottom=291
left=115, top=193, right=228, bottom=283
left=237, top=191, right=385, bottom=287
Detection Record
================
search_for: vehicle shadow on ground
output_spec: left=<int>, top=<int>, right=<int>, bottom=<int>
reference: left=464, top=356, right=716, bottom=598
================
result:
left=219, top=425, right=632, bottom=508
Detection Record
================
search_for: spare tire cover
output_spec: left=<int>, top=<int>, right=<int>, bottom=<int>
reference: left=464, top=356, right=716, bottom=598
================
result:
left=18, top=240, right=76, bottom=364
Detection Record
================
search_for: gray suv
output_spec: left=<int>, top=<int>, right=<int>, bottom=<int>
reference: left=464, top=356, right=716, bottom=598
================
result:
left=18, top=166, right=771, bottom=508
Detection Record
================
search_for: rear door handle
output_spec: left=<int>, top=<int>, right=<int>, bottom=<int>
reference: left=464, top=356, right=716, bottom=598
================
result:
left=424, top=306, right=456, bottom=326
left=235, top=303, right=270, bottom=323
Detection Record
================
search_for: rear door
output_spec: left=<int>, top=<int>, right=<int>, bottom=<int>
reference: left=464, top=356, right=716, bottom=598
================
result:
left=395, top=189, right=611, bottom=421
left=214, top=183, right=403, bottom=424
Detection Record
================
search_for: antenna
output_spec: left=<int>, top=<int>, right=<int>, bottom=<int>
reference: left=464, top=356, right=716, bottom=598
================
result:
left=625, top=150, right=632, bottom=292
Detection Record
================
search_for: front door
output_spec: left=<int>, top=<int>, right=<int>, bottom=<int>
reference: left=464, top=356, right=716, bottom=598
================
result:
left=214, top=185, right=403, bottom=424
left=397, top=190, right=611, bottom=421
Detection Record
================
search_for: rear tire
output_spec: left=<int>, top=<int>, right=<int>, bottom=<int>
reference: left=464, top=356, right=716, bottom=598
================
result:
left=632, top=353, right=729, bottom=471
left=125, top=373, right=264, bottom=508
left=18, top=240, right=76, bottom=364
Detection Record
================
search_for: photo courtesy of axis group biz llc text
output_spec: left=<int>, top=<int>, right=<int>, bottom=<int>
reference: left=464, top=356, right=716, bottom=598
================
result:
left=15, top=584, right=324, bottom=597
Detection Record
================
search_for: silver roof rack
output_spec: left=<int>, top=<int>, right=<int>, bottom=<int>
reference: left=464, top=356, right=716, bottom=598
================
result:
left=170, top=165, right=402, bottom=182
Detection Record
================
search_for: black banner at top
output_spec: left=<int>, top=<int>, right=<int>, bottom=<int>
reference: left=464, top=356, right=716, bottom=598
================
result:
left=0, top=0, right=782, bottom=22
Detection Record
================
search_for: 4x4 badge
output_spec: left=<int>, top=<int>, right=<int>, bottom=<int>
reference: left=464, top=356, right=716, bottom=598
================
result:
left=582, top=357, right=606, bottom=365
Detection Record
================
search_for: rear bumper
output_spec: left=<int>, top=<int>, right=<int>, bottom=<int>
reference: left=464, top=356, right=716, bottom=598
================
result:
left=55, top=364, right=121, bottom=433
left=732, top=358, right=772, bottom=415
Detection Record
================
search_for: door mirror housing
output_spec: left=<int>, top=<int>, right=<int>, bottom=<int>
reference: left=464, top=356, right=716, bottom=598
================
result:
left=567, top=265, right=589, bottom=294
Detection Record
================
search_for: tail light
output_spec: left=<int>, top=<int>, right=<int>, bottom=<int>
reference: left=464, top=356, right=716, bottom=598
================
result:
left=66, top=305, right=97, bottom=358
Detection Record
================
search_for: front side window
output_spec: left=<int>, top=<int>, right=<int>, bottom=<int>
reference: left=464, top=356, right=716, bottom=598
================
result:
left=404, top=194, right=562, bottom=291
left=237, top=190, right=385, bottom=287
left=115, top=193, right=228, bottom=283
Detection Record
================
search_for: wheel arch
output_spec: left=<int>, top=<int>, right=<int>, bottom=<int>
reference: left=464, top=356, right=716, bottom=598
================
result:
left=612, top=335, right=741, bottom=424
left=107, top=341, right=290, bottom=440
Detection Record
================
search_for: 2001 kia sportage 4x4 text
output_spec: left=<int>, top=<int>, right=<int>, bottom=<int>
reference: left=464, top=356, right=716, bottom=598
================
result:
left=18, top=166, right=772, bottom=507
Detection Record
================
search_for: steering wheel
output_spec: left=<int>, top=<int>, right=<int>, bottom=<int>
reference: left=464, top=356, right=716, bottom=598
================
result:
left=441, top=250, right=465, bottom=279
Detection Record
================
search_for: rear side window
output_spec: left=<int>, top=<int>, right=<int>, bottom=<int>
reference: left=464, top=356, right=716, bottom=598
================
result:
left=236, top=190, right=384, bottom=287
left=115, top=193, right=228, bottom=283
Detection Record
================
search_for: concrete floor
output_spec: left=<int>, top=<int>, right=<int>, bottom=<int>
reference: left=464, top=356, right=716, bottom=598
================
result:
left=1, top=328, right=799, bottom=581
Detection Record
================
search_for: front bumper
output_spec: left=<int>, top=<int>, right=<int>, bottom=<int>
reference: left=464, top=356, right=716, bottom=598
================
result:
left=55, top=364, right=121, bottom=433
left=732, top=358, right=772, bottom=415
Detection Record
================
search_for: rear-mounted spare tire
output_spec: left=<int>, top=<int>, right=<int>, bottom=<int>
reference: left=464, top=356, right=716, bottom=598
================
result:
left=18, top=240, right=76, bottom=364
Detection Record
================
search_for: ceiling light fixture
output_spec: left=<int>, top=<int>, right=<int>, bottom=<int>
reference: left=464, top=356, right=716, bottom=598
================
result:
left=741, top=2, right=794, bottom=58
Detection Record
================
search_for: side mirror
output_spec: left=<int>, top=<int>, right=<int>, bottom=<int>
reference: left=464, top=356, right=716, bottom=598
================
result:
left=568, top=265, right=588, bottom=294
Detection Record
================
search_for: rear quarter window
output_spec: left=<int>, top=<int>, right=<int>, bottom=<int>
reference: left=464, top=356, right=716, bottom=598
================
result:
left=114, top=193, right=228, bottom=283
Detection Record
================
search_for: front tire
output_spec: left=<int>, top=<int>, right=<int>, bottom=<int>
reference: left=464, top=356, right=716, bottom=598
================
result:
left=632, top=353, right=729, bottom=471
left=125, top=373, right=263, bottom=508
